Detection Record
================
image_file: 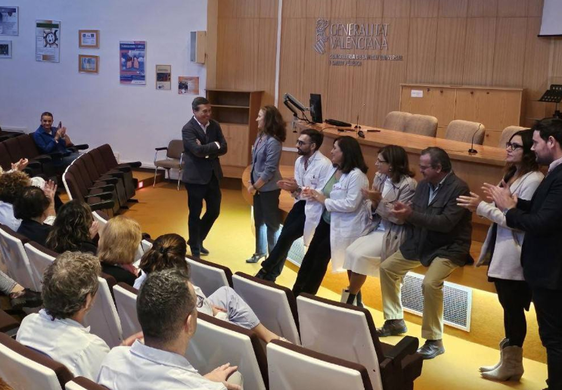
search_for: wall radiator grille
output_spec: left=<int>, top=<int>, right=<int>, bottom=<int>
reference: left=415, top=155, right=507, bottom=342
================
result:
left=402, top=272, right=472, bottom=332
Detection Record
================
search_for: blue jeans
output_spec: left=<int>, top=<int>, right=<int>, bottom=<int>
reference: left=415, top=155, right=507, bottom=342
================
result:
left=253, top=190, right=281, bottom=255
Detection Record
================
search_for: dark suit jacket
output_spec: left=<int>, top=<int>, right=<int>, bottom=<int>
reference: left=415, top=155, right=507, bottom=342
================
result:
left=181, top=117, right=227, bottom=185
left=400, top=172, right=473, bottom=267
left=506, top=163, right=562, bottom=290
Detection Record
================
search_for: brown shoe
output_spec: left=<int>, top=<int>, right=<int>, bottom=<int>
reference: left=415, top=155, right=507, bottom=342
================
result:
left=376, top=319, right=408, bottom=337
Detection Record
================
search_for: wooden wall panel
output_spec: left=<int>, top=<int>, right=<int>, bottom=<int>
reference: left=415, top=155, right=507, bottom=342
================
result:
left=439, top=0, right=468, bottom=18
left=258, top=0, right=279, bottom=18
left=406, top=18, right=438, bottom=83
left=256, top=18, right=279, bottom=106
left=306, top=0, right=332, bottom=18
left=434, top=18, right=467, bottom=85
left=383, top=0, right=411, bottom=18
left=282, top=0, right=306, bottom=18
left=462, top=18, right=496, bottom=85
left=331, top=0, right=357, bottom=19
left=410, top=0, right=439, bottom=18
left=467, top=0, right=498, bottom=17
left=527, top=0, right=544, bottom=17
left=278, top=18, right=306, bottom=119
left=357, top=0, right=383, bottom=17
left=236, top=0, right=259, bottom=18
left=523, top=18, right=551, bottom=100
left=492, top=18, right=528, bottom=87
left=497, top=0, right=528, bottom=17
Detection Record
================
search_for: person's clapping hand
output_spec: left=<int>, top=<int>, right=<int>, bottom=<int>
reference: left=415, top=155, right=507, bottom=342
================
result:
left=204, top=363, right=241, bottom=390
left=11, top=158, right=29, bottom=171
left=390, top=201, right=413, bottom=222
left=304, top=188, right=326, bottom=204
left=482, top=182, right=517, bottom=211
left=456, top=192, right=482, bottom=213
left=277, top=178, right=299, bottom=193
left=121, top=331, right=144, bottom=346
left=361, top=188, right=382, bottom=206
left=89, top=220, right=100, bottom=239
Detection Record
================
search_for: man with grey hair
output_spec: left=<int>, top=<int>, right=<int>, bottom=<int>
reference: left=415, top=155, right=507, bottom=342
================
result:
left=377, top=147, right=473, bottom=359
left=16, top=252, right=110, bottom=380
left=98, top=268, right=242, bottom=390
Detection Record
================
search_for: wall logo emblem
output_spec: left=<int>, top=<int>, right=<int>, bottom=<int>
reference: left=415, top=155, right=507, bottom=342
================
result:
left=314, top=19, right=329, bottom=55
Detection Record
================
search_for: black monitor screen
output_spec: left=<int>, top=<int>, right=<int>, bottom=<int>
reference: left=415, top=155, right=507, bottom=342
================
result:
left=309, top=93, right=323, bottom=124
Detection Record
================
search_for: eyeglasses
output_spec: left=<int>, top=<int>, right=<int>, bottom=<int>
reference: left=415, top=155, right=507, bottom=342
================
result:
left=505, top=142, right=523, bottom=151
left=296, top=140, right=310, bottom=146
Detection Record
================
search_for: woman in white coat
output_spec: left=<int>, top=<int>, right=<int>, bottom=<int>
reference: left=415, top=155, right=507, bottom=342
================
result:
left=457, top=129, right=543, bottom=382
left=342, top=145, right=417, bottom=305
left=292, top=136, right=370, bottom=296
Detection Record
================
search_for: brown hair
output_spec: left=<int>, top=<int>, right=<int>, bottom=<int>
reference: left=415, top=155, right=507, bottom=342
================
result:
left=503, top=129, right=539, bottom=184
left=379, top=145, right=415, bottom=183
left=139, top=233, right=189, bottom=275
left=260, top=105, right=287, bottom=142
left=98, top=216, right=142, bottom=265
left=47, top=200, right=93, bottom=253
left=0, top=171, right=31, bottom=203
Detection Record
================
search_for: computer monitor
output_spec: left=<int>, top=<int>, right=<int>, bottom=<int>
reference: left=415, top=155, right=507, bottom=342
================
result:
left=309, top=93, right=323, bottom=123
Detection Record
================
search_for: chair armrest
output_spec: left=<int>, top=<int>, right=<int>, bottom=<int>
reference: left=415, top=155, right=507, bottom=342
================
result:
left=85, top=191, right=114, bottom=200
left=88, top=199, right=116, bottom=211
left=105, top=170, right=125, bottom=178
left=33, top=154, right=53, bottom=163
left=155, top=147, right=168, bottom=151
left=115, top=166, right=132, bottom=173
left=117, top=161, right=142, bottom=169
left=26, top=160, right=42, bottom=169
left=89, top=184, right=115, bottom=193
left=98, top=176, right=119, bottom=185
left=384, top=336, right=419, bottom=362
left=70, top=143, right=89, bottom=151
left=48, top=151, right=65, bottom=159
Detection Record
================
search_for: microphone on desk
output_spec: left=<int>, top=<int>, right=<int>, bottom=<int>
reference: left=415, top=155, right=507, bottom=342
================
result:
left=468, top=124, right=482, bottom=155
left=354, top=103, right=366, bottom=129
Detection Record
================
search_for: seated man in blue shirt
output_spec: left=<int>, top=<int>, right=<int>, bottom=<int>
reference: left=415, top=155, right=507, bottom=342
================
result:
left=33, top=112, right=79, bottom=167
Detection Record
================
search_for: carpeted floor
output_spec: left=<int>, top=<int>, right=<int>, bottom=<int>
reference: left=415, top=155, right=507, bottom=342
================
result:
left=123, top=180, right=548, bottom=390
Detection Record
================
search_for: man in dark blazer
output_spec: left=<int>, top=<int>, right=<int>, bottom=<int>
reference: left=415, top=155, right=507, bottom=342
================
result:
left=377, top=147, right=473, bottom=360
left=486, top=117, right=562, bottom=390
left=181, top=97, right=227, bottom=257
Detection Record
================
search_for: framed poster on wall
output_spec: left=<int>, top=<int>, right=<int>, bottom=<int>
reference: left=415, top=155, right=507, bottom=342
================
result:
left=79, top=54, right=99, bottom=73
left=0, top=6, right=18, bottom=36
left=156, top=65, right=171, bottom=90
left=119, top=41, right=146, bottom=85
left=0, top=40, right=11, bottom=58
left=36, top=20, right=60, bottom=63
left=79, top=30, right=99, bottom=48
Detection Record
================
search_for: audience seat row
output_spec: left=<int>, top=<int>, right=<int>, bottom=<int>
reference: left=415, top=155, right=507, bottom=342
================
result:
left=62, top=144, right=141, bottom=215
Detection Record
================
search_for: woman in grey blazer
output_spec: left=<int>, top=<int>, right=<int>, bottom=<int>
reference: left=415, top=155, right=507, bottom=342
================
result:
left=246, top=106, right=287, bottom=263
left=458, top=130, right=543, bottom=382
left=342, top=145, right=417, bottom=305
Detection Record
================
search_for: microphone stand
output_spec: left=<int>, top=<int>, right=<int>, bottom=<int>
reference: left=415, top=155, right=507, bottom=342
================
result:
left=468, top=124, right=482, bottom=155
left=354, top=103, right=366, bottom=131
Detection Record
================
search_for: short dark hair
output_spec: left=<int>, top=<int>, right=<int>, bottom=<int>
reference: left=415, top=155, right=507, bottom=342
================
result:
left=192, top=97, right=210, bottom=111
left=420, top=147, right=452, bottom=173
left=137, top=268, right=196, bottom=345
left=260, top=105, right=287, bottom=143
left=379, top=145, right=415, bottom=182
left=334, top=136, right=368, bottom=174
left=41, top=112, right=53, bottom=120
left=42, top=251, right=101, bottom=320
left=14, top=186, right=50, bottom=220
left=300, top=128, right=324, bottom=150
left=532, top=117, right=562, bottom=146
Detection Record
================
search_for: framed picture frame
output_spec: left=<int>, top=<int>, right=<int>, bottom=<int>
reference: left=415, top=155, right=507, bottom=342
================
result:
left=0, top=40, right=12, bottom=58
left=78, top=54, right=99, bottom=73
left=79, top=29, right=99, bottom=48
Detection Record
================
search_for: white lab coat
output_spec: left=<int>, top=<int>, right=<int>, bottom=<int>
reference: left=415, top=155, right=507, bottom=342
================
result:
left=324, top=167, right=370, bottom=273
left=293, top=151, right=334, bottom=246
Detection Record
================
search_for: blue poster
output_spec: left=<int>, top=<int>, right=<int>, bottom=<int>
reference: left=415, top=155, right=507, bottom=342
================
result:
left=120, top=41, right=146, bottom=85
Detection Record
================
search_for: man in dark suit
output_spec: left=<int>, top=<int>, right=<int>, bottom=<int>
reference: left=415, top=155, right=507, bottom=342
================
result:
left=486, top=118, right=562, bottom=390
left=377, top=147, right=473, bottom=360
left=182, top=97, right=227, bottom=257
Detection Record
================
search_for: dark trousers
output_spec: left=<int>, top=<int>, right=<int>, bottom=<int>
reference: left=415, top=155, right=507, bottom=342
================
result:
left=292, top=218, right=331, bottom=297
left=253, top=189, right=281, bottom=255
left=260, top=200, right=306, bottom=281
left=494, top=279, right=532, bottom=347
left=184, top=174, right=221, bottom=253
left=532, top=287, right=562, bottom=390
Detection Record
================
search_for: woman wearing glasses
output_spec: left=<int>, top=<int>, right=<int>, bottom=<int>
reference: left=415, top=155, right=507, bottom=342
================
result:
left=342, top=145, right=417, bottom=306
left=457, top=129, right=543, bottom=382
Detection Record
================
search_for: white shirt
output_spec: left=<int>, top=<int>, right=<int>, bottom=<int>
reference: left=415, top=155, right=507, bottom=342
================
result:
left=548, top=155, right=562, bottom=174
left=0, top=201, right=21, bottom=232
left=16, top=309, right=110, bottom=381
left=97, top=340, right=226, bottom=390
left=293, top=151, right=333, bottom=201
left=193, top=116, right=220, bottom=150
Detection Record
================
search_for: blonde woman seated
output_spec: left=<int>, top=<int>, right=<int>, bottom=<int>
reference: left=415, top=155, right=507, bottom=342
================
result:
left=97, top=216, right=142, bottom=287
left=342, top=145, right=417, bottom=305
left=134, top=233, right=285, bottom=344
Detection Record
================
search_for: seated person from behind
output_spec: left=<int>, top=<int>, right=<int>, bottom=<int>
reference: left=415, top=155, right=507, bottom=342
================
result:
left=98, top=268, right=242, bottom=390
left=135, top=233, right=284, bottom=344
left=46, top=200, right=99, bottom=254
left=14, top=183, right=57, bottom=247
left=32, top=111, right=79, bottom=167
left=0, top=170, right=31, bottom=231
left=97, top=215, right=142, bottom=286
left=16, top=252, right=110, bottom=381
